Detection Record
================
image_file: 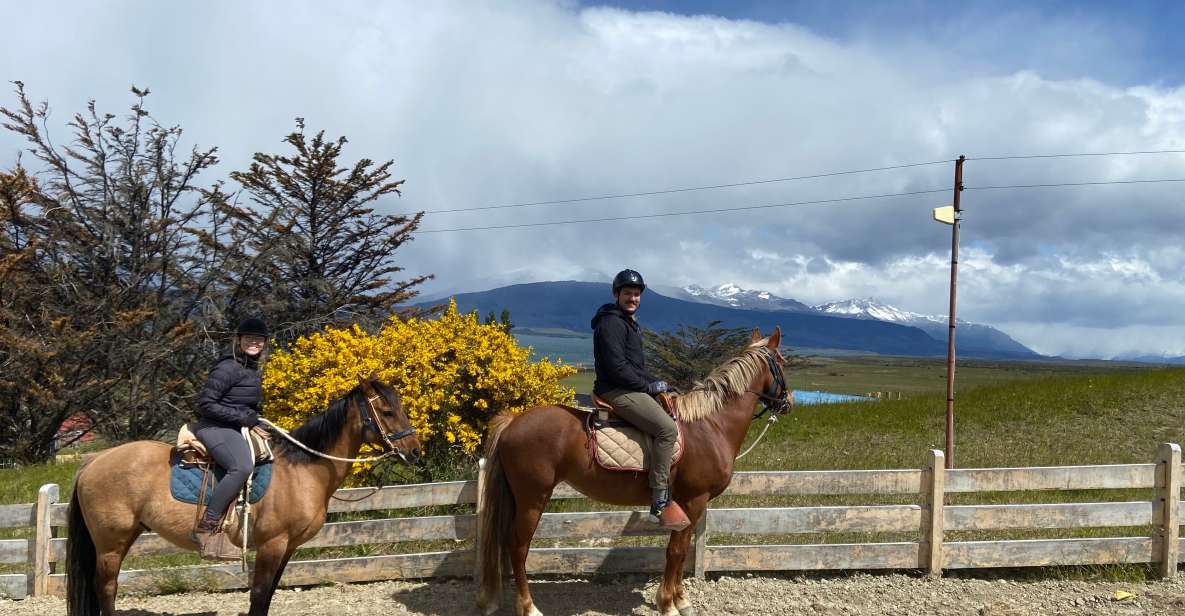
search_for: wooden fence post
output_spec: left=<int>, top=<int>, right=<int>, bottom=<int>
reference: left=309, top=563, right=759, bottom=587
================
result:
left=692, top=510, right=709, bottom=578
left=1156, top=443, right=1181, bottom=579
left=921, top=450, right=945, bottom=577
left=31, top=483, right=59, bottom=596
left=474, top=458, right=488, bottom=582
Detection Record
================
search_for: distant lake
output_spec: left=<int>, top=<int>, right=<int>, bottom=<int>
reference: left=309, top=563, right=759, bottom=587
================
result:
left=793, top=390, right=873, bottom=405
left=514, top=333, right=594, bottom=366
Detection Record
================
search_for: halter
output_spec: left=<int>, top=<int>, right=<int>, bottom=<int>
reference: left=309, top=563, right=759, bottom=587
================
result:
left=360, top=393, right=418, bottom=464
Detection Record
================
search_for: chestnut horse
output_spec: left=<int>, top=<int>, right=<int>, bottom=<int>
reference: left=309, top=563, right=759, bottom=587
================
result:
left=477, top=328, right=791, bottom=616
left=66, top=376, right=421, bottom=616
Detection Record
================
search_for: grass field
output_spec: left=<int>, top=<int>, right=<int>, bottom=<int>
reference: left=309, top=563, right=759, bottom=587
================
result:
left=559, top=353, right=1151, bottom=398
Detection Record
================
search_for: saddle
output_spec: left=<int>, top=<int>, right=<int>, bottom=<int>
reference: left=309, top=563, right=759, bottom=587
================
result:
left=175, top=423, right=273, bottom=466
left=591, top=392, right=678, bottom=419
left=585, top=393, right=684, bottom=473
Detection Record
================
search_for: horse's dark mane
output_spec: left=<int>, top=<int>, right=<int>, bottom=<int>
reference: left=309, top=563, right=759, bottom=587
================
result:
left=274, top=385, right=365, bottom=464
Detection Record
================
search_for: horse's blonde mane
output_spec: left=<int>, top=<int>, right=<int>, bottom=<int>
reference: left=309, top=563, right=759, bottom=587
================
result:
left=674, top=338, right=770, bottom=421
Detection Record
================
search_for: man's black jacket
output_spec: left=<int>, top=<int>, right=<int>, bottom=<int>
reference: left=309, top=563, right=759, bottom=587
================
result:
left=591, top=303, right=656, bottom=396
left=197, top=355, right=262, bottom=428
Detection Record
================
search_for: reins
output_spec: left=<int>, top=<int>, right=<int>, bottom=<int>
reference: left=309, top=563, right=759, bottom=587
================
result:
left=258, top=418, right=400, bottom=464
left=258, top=392, right=417, bottom=504
left=257, top=393, right=416, bottom=465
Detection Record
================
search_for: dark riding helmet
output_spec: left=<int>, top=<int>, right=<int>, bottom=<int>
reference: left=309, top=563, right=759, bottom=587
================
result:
left=612, top=269, right=646, bottom=294
left=236, top=317, right=269, bottom=338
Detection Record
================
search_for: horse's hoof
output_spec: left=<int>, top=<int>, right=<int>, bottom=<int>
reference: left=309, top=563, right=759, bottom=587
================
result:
left=679, top=607, right=698, bottom=616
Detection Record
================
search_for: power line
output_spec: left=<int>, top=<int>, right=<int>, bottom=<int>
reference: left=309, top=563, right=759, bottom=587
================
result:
left=420, top=159, right=953, bottom=214
left=966, top=177, right=1185, bottom=190
left=418, top=187, right=950, bottom=233
left=969, top=149, right=1185, bottom=161
left=419, top=175, right=1185, bottom=234
left=418, top=149, right=1185, bottom=216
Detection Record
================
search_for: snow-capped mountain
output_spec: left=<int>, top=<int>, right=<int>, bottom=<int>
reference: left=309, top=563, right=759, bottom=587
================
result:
left=812, top=298, right=1036, bottom=357
left=666, top=285, right=1037, bottom=358
left=814, top=298, right=961, bottom=326
left=670, top=283, right=815, bottom=313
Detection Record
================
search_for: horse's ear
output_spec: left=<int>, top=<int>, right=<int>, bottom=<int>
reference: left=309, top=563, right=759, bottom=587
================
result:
left=750, top=328, right=761, bottom=343
left=767, top=326, right=781, bottom=349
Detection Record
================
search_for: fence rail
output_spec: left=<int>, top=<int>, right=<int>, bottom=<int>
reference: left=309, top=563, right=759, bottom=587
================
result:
left=2, top=443, right=1182, bottom=600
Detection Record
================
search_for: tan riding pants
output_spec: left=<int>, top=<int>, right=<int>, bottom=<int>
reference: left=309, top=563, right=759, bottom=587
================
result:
left=602, top=389, right=678, bottom=491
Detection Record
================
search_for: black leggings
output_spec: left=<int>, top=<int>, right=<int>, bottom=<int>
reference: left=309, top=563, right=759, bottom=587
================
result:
left=194, top=424, right=254, bottom=519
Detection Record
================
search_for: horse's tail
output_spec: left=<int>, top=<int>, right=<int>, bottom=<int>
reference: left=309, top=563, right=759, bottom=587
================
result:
left=66, top=480, right=99, bottom=616
left=476, top=412, right=517, bottom=612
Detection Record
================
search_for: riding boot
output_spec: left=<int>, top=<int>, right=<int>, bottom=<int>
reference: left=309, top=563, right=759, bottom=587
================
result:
left=649, top=489, right=691, bottom=531
left=192, top=509, right=241, bottom=562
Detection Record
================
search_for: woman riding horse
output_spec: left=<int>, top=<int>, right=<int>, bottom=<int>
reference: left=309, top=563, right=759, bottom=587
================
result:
left=66, top=375, right=421, bottom=616
left=192, top=316, right=271, bottom=560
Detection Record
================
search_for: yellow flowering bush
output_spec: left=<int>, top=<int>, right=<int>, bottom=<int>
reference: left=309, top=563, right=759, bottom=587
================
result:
left=262, top=299, right=576, bottom=459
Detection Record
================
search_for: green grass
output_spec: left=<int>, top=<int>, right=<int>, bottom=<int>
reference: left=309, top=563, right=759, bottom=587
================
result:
left=737, top=367, right=1185, bottom=471
left=0, top=458, right=81, bottom=506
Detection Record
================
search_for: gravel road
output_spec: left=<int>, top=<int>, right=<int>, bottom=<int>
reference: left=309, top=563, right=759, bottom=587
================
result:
left=5, top=572, right=1185, bottom=615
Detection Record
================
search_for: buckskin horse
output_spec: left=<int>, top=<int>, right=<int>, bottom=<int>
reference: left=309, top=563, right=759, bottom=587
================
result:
left=66, top=376, right=421, bottom=616
left=477, top=328, right=792, bottom=616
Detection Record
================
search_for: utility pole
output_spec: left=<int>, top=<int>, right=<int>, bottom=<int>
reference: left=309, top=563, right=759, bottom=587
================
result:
left=944, top=156, right=965, bottom=468
left=932, top=155, right=965, bottom=469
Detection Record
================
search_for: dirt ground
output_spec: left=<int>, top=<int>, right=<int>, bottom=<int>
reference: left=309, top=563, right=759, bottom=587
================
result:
left=6, top=572, right=1185, bottom=615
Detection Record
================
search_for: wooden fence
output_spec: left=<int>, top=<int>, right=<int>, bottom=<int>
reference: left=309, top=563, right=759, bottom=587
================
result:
left=1, top=443, right=1182, bottom=599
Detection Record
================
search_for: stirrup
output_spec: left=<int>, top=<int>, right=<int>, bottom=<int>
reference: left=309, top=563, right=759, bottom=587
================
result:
left=650, top=499, right=690, bottom=531
left=195, top=528, right=241, bottom=561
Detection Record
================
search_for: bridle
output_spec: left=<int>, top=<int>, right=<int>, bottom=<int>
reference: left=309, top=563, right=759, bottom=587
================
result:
left=736, top=346, right=793, bottom=461
left=360, top=392, right=418, bottom=464
left=747, top=347, right=793, bottom=420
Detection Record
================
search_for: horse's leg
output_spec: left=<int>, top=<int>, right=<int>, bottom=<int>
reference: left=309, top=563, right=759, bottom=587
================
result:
left=94, top=526, right=141, bottom=615
left=660, top=496, right=707, bottom=616
left=509, top=489, right=551, bottom=616
left=248, top=536, right=291, bottom=616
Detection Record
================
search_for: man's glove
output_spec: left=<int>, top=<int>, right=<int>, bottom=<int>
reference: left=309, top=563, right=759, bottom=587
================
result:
left=646, top=381, right=669, bottom=395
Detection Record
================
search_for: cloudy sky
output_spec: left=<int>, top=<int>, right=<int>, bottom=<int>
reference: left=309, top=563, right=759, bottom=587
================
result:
left=3, top=0, right=1184, bottom=359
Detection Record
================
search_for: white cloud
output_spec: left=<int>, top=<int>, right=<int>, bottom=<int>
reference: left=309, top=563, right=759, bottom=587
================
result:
left=2, top=1, right=1183, bottom=356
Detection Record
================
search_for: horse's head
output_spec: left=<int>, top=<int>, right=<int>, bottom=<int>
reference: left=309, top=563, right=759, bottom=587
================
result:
left=749, top=326, right=793, bottom=415
left=358, top=376, right=422, bottom=465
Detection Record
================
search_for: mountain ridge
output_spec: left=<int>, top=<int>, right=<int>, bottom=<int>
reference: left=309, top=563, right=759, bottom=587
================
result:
left=415, top=281, right=1040, bottom=359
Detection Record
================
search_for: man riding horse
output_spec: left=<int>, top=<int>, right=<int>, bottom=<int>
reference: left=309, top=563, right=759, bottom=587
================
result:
left=592, top=269, right=689, bottom=530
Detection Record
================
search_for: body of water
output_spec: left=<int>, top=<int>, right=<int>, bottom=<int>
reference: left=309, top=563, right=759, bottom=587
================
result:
left=792, top=390, right=873, bottom=405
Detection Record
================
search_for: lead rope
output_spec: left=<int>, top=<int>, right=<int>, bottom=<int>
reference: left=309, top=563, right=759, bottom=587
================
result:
left=239, top=426, right=254, bottom=572
left=256, top=418, right=398, bottom=464
left=735, top=414, right=777, bottom=460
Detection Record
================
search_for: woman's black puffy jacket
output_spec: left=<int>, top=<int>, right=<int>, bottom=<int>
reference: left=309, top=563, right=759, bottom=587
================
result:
left=196, top=355, right=262, bottom=428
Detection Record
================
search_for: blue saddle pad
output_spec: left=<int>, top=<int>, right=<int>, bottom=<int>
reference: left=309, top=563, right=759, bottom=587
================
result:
left=169, top=457, right=272, bottom=505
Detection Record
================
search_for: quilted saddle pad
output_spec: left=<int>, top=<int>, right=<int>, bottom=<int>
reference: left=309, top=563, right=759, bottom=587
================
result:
left=169, top=455, right=272, bottom=505
left=592, top=422, right=684, bottom=473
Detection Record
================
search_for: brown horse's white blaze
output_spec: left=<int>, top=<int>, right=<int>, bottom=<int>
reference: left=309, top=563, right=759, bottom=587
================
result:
left=477, top=328, right=788, bottom=616
left=65, top=377, right=420, bottom=616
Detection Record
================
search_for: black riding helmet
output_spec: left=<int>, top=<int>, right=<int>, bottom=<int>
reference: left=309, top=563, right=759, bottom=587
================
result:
left=236, top=317, right=269, bottom=338
left=612, top=269, right=646, bottom=294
